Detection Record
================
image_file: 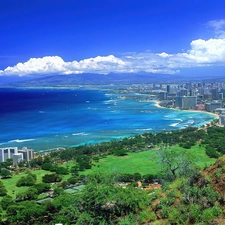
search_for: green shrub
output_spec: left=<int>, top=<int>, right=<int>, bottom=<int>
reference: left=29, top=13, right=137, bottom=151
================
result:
left=168, top=208, right=180, bottom=223
left=202, top=186, right=220, bottom=204
left=212, top=205, right=222, bottom=217
left=161, top=205, right=169, bottom=218
left=202, top=208, right=215, bottom=222
left=201, top=205, right=222, bottom=222
left=16, top=173, right=36, bottom=187
left=138, top=209, right=156, bottom=223
left=190, top=204, right=202, bottom=223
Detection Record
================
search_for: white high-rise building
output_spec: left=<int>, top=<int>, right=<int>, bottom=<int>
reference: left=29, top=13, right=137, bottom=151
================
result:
left=0, top=147, right=18, bottom=162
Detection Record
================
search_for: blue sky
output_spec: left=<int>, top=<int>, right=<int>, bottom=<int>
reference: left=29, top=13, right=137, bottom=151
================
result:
left=1, top=0, right=225, bottom=77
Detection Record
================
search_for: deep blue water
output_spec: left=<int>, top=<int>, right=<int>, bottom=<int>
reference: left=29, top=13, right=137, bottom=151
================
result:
left=0, top=88, right=215, bottom=151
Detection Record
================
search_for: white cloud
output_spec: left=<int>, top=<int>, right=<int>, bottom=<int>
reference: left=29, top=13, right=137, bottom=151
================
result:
left=1, top=33, right=225, bottom=76
left=207, top=19, right=225, bottom=38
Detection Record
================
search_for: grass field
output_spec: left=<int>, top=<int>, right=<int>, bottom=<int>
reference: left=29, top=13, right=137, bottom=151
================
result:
left=0, top=144, right=216, bottom=200
left=81, top=145, right=216, bottom=176
left=1, top=169, right=54, bottom=199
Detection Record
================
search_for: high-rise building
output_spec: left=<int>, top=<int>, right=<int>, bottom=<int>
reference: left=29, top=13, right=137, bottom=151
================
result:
left=219, top=93, right=224, bottom=100
left=166, top=85, right=170, bottom=93
left=175, top=96, right=183, bottom=108
left=180, top=89, right=189, bottom=96
left=175, top=96, right=197, bottom=109
left=18, top=147, right=34, bottom=162
left=0, top=147, right=18, bottom=162
left=211, top=88, right=219, bottom=100
left=205, top=101, right=222, bottom=112
left=182, top=96, right=197, bottom=109
left=12, top=153, right=23, bottom=166
left=158, top=92, right=167, bottom=101
left=190, top=89, right=197, bottom=96
left=219, top=113, right=225, bottom=126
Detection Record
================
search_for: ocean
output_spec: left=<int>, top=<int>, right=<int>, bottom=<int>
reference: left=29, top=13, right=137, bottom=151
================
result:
left=0, top=88, right=215, bottom=151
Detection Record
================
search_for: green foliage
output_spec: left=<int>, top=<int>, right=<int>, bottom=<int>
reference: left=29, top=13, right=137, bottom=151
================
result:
left=0, top=168, right=12, bottom=178
left=54, top=166, right=69, bottom=175
left=138, top=209, right=156, bottom=223
left=190, top=204, right=202, bottom=223
left=6, top=201, right=49, bottom=224
left=202, top=207, right=216, bottom=222
left=118, top=214, right=136, bottom=225
left=16, top=187, right=38, bottom=201
left=76, top=155, right=92, bottom=171
left=158, top=148, right=195, bottom=180
left=0, top=180, right=7, bottom=196
left=60, top=172, right=150, bottom=224
left=16, top=173, right=36, bottom=187
left=53, top=187, right=64, bottom=197
left=2, top=127, right=225, bottom=224
left=42, top=173, right=62, bottom=183
left=67, top=176, right=78, bottom=184
left=205, top=146, right=220, bottom=158
left=168, top=208, right=181, bottom=223
left=201, top=186, right=220, bottom=204
left=41, top=162, right=54, bottom=171
left=143, top=173, right=157, bottom=183
left=33, top=183, right=51, bottom=194
left=1, top=195, right=13, bottom=210
left=112, top=148, right=128, bottom=156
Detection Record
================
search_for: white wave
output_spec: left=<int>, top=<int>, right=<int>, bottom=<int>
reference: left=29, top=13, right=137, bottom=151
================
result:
left=170, top=123, right=179, bottom=127
left=104, top=99, right=117, bottom=104
left=72, top=132, right=89, bottom=136
left=164, top=114, right=176, bottom=118
left=8, top=139, right=35, bottom=143
left=136, top=128, right=152, bottom=131
left=187, top=120, right=194, bottom=124
left=175, top=118, right=183, bottom=121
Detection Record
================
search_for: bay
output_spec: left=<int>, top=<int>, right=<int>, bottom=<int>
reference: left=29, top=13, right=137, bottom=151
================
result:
left=0, top=88, right=215, bottom=151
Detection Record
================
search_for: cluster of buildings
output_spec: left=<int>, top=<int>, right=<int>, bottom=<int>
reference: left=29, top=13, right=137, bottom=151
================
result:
left=156, top=81, right=225, bottom=126
left=0, top=147, right=34, bottom=166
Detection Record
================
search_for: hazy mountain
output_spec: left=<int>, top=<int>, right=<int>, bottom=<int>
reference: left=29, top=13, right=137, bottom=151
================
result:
left=1, top=68, right=225, bottom=87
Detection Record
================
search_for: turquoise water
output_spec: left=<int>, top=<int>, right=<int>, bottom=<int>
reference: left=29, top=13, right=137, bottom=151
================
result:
left=0, top=88, right=215, bottom=151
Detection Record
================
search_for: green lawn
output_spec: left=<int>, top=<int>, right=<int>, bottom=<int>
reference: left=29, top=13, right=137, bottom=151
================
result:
left=1, top=169, right=54, bottom=199
left=0, top=145, right=216, bottom=200
left=171, top=145, right=216, bottom=169
left=80, top=145, right=216, bottom=176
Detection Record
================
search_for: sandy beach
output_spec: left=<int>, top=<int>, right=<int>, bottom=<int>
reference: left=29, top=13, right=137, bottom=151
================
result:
left=154, top=100, right=219, bottom=120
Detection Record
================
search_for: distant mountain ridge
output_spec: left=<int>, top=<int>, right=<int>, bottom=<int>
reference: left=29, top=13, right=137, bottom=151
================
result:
left=1, top=68, right=225, bottom=86
left=1, top=73, right=180, bottom=86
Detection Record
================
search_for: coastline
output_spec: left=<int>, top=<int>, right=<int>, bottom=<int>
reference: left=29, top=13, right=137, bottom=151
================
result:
left=154, top=100, right=219, bottom=123
left=0, top=88, right=219, bottom=152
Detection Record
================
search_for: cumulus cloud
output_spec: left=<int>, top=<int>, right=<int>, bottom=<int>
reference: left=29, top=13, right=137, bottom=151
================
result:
left=1, top=31, right=225, bottom=76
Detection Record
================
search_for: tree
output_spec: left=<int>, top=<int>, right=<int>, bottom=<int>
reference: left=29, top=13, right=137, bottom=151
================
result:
left=158, top=148, right=194, bottom=180
left=0, top=168, right=12, bottom=178
left=16, top=173, right=36, bottom=187
left=0, top=180, right=7, bottom=196
left=41, top=163, right=54, bottom=171
left=1, top=195, right=13, bottom=210
left=42, top=173, right=62, bottom=183
left=34, top=183, right=51, bottom=194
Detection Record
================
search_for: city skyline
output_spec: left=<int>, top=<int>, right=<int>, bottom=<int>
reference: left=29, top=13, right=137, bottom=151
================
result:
left=1, top=0, right=225, bottom=77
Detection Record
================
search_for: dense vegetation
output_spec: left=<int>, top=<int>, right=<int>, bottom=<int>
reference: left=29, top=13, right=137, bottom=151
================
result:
left=2, top=123, right=225, bottom=224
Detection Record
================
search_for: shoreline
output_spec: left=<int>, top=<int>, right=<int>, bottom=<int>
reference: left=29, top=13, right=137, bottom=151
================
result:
left=154, top=100, right=219, bottom=122
left=0, top=91, right=219, bottom=152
